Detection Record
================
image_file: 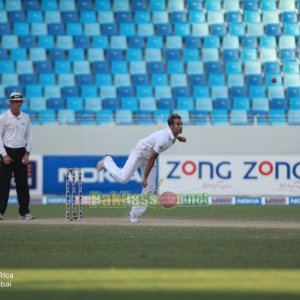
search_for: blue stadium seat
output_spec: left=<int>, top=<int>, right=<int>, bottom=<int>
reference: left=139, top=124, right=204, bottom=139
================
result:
left=249, top=86, right=266, bottom=99
left=58, top=74, right=75, bottom=87
left=11, top=48, right=27, bottom=61
left=195, top=98, right=213, bottom=111
left=0, top=49, right=7, bottom=60
left=58, top=109, right=76, bottom=124
left=150, top=0, right=165, bottom=11
left=81, top=86, right=98, bottom=98
left=132, top=74, right=149, bottom=86
left=118, top=87, right=135, bottom=98
left=212, top=86, right=229, bottom=99
left=177, top=97, right=194, bottom=110
left=269, top=109, right=286, bottom=125
left=92, top=61, right=109, bottom=74
left=268, top=86, right=285, bottom=99
left=233, top=98, right=250, bottom=111
left=95, top=74, right=112, bottom=86
left=230, top=110, right=249, bottom=125
left=158, top=98, right=175, bottom=110
left=2, top=74, right=18, bottom=86
left=139, top=98, right=157, bottom=111
left=156, top=24, right=172, bottom=36
left=29, top=98, right=47, bottom=111
left=115, top=109, right=133, bottom=125
left=290, top=98, right=300, bottom=109
left=280, top=49, right=296, bottom=61
left=78, top=0, right=93, bottom=11
left=76, top=110, right=96, bottom=125
left=173, top=87, right=190, bottom=98
left=9, top=11, right=25, bottom=22
left=247, top=75, right=263, bottom=86
left=153, top=109, right=170, bottom=124
left=190, top=111, right=209, bottom=125
left=136, top=86, right=153, bottom=98
left=231, top=87, right=247, bottom=98
left=19, top=35, right=35, bottom=48
left=215, top=98, right=231, bottom=111
left=102, top=98, right=119, bottom=110
left=121, top=97, right=138, bottom=110
left=55, top=61, right=71, bottom=74
left=166, top=49, right=181, bottom=61
left=205, top=62, right=222, bottom=74
left=185, top=36, right=201, bottom=48
left=48, top=23, right=65, bottom=35
left=96, top=109, right=114, bottom=124
left=189, top=74, right=206, bottom=86
left=242, top=37, right=257, bottom=49
left=187, top=0, right=202, bottom=11
left=49, top=49, right=66, bottom=61
left=38, top=109, right=57, bottom=125
left=288, top=110, right=300, bottom=125
left=265, top=74, right=282, bottom=86
left=39, top=73, right=55, bottom=85
left=193, top=86, right=210, bottom=98
left=264, top=62, right=280, bottom=74
left=66, top=97, right=83, bottom=111
left=211, top=110, right=229, bottom=125
left=38, top=36, right=54, bottom=48
left=226, top=11, right=242, bottom=23
left=132, top=0, right=147, bottom=11
left=209, top=74, right=225, bottom=86
left=252, top=98, right=269, bottom=112
left=271, top=98, right=288, bottom=110
left=287, top=87, right=300, bottom=99
left=126, top=49, right=142, bottom=61
left=152, top=74, right=168, bottom=86
left=283, top=62, right=299, bottom=74
left=62, top=86, right=79, bottom=98
left=25, top=85, right=42, bottom=98
left=35, top=61, right=53, bottom=73
left=134, top=111, right=154, bottom=125
left=47, top=98, right=65, bottom=110
left=84, top=97, right=101, bottom=111
left=21, top=74, right=37, bottom=85
left=249, top=111, right=269, bottom=126
left=76, top=75, right=93, bottom=86
left=225, top=61, right=242, bottom=74
left=74, top=36, right=90, bottom=48
left=0, top=23, right=10, bottom=35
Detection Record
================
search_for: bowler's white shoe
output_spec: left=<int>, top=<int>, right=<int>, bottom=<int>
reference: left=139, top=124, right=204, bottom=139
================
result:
left=0, top=213, right=5, bottom=220
left=96, top=155, right=111, bottom=172
left=96, top=158, right=105, bottom=172
left=19, top=213, right=34, bottom=220
left=130, top=211, right=138, bottom=223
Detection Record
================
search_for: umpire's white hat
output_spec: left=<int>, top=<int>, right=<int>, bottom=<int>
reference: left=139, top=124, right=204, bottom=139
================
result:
left=8, top=91, right=24, bottom=102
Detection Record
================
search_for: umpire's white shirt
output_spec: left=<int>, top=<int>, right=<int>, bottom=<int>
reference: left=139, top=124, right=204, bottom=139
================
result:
left=135, top=127, right=176, bottom=159
left=0, top=109, right=32, bottom=156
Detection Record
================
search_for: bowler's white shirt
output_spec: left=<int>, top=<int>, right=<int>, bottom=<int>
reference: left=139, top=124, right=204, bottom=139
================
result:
left=135, top=127, right=176, bottom=159
left=0, top=109, right=32, bottom=156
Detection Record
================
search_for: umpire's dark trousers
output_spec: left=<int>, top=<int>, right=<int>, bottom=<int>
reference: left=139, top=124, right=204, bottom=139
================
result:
left=0, top=146, right=30, bottom=216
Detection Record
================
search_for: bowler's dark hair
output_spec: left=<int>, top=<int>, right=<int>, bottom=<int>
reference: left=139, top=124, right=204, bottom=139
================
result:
left=167, top=113, right=181, bottom=126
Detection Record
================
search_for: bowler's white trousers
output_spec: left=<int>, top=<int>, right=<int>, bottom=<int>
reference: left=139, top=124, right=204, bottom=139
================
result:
left=103, top=147, right=156, bottom=216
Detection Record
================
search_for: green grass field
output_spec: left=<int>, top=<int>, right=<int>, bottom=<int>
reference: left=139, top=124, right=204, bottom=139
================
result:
left=0, top=205, right=300, bottom=300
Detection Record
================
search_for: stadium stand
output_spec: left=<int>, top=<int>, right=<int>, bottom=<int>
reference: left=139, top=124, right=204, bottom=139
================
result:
left=0, top=0, right=300, bottom=125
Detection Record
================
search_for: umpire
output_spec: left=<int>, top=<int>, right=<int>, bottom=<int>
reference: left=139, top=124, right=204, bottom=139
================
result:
left=0, top=92, right=34, bottom=220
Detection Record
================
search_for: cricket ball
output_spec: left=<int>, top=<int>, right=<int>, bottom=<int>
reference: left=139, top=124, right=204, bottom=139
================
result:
left=271, top=78, right=277, bottom=83
left=158, top=191, right=178, bottom=209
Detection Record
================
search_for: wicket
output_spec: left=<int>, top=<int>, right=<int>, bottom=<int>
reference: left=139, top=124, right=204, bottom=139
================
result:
left=65, top=168, right=83, bottom=220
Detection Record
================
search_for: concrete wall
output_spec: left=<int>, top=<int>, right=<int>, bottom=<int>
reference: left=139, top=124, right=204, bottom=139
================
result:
left=32, top=125, right=300, bottom=155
